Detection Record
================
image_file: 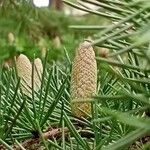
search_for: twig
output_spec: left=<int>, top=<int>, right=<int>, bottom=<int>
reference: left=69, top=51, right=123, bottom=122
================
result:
left=13, top=127, right=69, bottom=150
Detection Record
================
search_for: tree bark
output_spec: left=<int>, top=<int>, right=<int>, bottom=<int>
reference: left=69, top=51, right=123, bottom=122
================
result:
left=50, top=0, right=63, bottom=10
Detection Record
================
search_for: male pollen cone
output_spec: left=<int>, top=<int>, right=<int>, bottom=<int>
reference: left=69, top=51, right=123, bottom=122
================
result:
left=70, top=41, right=97, bottom=118
left=16, top=54, right=43, bottom=97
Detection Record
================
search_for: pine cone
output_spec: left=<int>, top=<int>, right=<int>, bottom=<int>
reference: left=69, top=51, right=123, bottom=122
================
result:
left=70, top=41, right=97, bottom=118
left=16, top=54, right=43, bottom=97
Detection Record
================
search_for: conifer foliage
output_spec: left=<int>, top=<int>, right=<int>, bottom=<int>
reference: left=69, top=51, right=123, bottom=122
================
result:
left=0, top=0, right=150, bottom=149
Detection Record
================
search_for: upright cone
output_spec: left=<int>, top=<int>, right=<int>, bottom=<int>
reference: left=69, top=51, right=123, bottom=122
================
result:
left=34, top=58, right=43, bottom=92
left=16, top=54, right=43, bottom=97
left=70, top=41, right=97, bottom=118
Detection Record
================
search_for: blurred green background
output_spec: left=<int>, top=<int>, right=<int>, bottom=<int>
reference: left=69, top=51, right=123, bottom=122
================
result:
left=0, top=0, right=105, bottom=64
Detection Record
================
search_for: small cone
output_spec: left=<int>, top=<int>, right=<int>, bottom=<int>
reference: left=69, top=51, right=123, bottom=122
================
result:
left=99, top=48, right=109, bottom=58
left=16, top=54, right=43, bottom=97
left=8, top=32, right=15, bottom=44
left=34, top=58, right=43, bottom=92
left=70, top=41, right=97, bottom=118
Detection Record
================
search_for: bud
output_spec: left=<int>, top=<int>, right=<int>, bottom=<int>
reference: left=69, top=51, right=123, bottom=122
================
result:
left=38, top=38, right=47, bottom=58
left=70, top=41, right=97, bottom=118
left=8, top=32, right=15, bottom=44
left=98, top=48, right=109, bottom=58
left=53, top=36, right=61, bottom=49
left=41, top=47, right=47, bottom=58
